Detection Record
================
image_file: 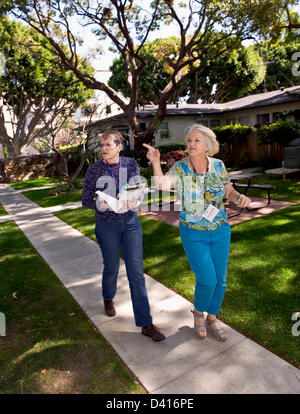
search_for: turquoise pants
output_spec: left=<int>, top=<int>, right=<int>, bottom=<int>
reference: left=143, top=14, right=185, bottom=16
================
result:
left=179, top=222, right=231, bottom=315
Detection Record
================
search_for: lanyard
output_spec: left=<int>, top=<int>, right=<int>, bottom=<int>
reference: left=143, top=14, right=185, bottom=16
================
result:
left=188, top=156, right=209, bottom=201
left=106, top=158, right=121, bottom=192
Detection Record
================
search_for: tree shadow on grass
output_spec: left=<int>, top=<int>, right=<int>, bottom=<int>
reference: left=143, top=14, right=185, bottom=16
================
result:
left=0, top=340, right=141, bottom=394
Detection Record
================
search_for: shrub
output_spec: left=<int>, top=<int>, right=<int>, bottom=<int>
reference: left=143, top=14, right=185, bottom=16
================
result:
left=212, top=124, right=253, bottom=144
left=139, top=167, right=153, bottom=185
left=161, top=150, right=186, bottom=166
left=120, top=148, right=149, bottom=167
left=157, top=143, right=186, bottom=154
left=257, top=121, right=300, bottom=145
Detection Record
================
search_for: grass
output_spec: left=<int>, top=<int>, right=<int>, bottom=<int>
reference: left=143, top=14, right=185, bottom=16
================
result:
left=9, top=172, right=300, bottom=209
left=18, top=182, right=83, bottom=208
left=0, top=221, right=145, bottom=394
left=9, top=176, right=65, bottom=190
left=0, top=204, right=8, bottom=216
left=238, top=173, right=300, bottom=203
left=1, top=172, right=299, bottom=395
left=13, top=176, right=174, bottom=208
left=55, top=205, right=300, bottom=368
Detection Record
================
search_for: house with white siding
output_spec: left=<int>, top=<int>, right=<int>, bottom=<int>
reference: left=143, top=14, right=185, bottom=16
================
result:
left=88, top=85, right=300, bottom=149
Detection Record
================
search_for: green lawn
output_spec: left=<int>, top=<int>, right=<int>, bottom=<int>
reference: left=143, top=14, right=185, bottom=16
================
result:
left=1, top=171, right=299, bottom=394
left=15, top=177, right=174, bottom=208
left=8, top=172, right=300, bottom=208
left=0, top=221, right=144, bottom=394
left=0, top=203, right=8, bottom=216
left=238, top=173, right=300, bottom=203
left=9, top=176, right=65, bottom=190
left=55, top=206, right=300, bottom=368
left=17, top=181, right=83, bottom=208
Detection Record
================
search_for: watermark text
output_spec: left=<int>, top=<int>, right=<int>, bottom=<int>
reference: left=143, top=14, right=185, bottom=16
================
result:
left=292, top=52, right=300, bottom=77
left=0, top=312, right=6, bottom=336
left=292, top=312, right=300, bottom=337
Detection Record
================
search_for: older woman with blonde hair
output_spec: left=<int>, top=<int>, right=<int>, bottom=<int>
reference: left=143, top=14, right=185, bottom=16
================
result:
left=143, top=124, right=251, bottom=341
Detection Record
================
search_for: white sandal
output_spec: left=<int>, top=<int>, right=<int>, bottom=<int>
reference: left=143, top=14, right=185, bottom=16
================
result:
left=191, top=310, right=207, bottom=339
left=206, top=317, right=228, bottom=341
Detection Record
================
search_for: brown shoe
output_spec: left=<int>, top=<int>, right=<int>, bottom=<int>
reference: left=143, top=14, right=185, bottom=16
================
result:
left=104, top=299, right=116, bottom=317
left=142, top=323, right=165, bottom=342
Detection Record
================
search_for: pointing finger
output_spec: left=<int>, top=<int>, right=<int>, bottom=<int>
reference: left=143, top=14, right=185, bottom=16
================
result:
left=143, top=143, right=155, bottom=151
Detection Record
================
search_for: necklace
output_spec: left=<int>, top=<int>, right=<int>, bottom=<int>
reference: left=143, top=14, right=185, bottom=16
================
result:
left=105, top=158, right=121, bottom=192
left=188, top=156, right=208, bottom=174
left=188, top=156, right=209, bottom=202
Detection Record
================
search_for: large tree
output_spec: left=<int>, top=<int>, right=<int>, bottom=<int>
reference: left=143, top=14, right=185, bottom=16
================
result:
left=109, top=39, right=266, bottom=104
left=252, top=37, right=300, bottom=93
left=0, top=17, right=92, bottom=157
left=108, top=37, right=189, bottom=105
left=3, top=0, right=298, bottom=147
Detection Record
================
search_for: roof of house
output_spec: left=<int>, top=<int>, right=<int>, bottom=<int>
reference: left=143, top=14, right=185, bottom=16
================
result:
left=91, top=85, right=300, bottom=126
left=222, top=85, right=300, bottom=113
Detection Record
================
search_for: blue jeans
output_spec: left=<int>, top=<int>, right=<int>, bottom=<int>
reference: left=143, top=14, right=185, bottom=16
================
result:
left=179, top=222, right=231, bottom=315
left=95, top=214, right=152, bottom=327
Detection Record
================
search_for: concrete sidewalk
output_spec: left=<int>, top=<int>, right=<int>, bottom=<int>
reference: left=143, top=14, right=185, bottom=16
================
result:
left=0, top=183, right=299, bottom=394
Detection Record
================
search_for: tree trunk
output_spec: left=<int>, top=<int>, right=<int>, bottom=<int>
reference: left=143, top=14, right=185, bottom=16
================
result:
left=69, top=150, right=89, bottom=187
left=134, top=128, right=155, bottom=149
left=0, top=160, right=7, bottom=183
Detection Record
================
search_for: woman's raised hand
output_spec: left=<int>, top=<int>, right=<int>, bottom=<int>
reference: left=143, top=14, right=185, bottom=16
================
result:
left=143, top=143, right=161, bottom=163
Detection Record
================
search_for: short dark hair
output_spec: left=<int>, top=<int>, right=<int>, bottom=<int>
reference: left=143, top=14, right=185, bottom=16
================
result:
left=100, top=129, right=124, bottom=145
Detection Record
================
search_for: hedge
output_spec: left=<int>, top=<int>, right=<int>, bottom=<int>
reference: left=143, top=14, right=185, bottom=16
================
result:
left=256, top=121, right=300, bottom=145
left=212, top=124, right=253, bottom=144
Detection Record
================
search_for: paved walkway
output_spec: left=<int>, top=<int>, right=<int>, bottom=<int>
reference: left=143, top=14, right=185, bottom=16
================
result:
left=0, top=183, right=299, bottom=394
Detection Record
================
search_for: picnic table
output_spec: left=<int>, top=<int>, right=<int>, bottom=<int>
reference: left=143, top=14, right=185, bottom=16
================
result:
left=265, top=167, right=300, bottom=180
left=228, top=170, right=276, bottom=214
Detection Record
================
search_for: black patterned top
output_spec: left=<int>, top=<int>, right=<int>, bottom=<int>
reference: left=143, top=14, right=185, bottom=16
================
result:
left=81, top=157, right=141, bottom=221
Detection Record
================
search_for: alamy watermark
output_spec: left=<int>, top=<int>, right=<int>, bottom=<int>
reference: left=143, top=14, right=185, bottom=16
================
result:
left=292, top=52, right=300, bottom=77
left=291, top=312, right=300, bottom=337
left=0, top=312, right=6, bottom=336
left=0, top=52, right=5, bottom=76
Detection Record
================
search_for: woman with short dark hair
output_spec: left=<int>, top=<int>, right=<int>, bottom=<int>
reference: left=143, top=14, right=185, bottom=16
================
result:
left=82, top=129, right=165, bottom=342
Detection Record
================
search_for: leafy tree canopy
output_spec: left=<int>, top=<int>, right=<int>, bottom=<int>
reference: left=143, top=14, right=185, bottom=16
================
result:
left=0, top=17, right=93, bottom=157
left=0, top=17, right=93, bottom=111
left=108, top=37, right=266, bottom=104
left=252, top=37, right=300, bottom=93
left=1, top=0, right=299, bottom=147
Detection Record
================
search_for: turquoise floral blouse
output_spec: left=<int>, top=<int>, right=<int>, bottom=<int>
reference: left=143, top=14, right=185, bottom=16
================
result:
left=168, top=157, right=231, bottom=230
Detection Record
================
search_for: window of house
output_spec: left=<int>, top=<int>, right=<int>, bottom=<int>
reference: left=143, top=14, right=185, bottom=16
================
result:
left=159, top=121, right=169, bottom=139
left=272, top=112, right=289, bottom=122
left=256, top=113, right=270, bottom=126
left=210, top=119, right=221, bottom=127
left=196, top=119, right=209, bottom=127
left=82, top=106, right=92, bottom=116
left=293, top=109, right=300, bottom=121
left=238, top=116, right=251, bottom=126
left=139, top=122, right=147, bottom=131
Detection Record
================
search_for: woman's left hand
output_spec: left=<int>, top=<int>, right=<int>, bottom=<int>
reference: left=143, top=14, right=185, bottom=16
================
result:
left=118, top=199, right=140, bottom=213
left=237, top=194, right=251, bottom=208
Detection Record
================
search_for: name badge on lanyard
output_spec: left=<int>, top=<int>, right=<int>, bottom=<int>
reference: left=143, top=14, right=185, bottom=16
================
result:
left=106, top=159, right=121, bottom=193
left=202, top=204, right=219, bottom=222
left=189, top=156, right=219, bottom=222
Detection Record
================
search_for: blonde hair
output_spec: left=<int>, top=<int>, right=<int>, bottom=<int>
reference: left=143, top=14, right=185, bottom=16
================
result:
left=184, top=124, right=219, bottom=156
